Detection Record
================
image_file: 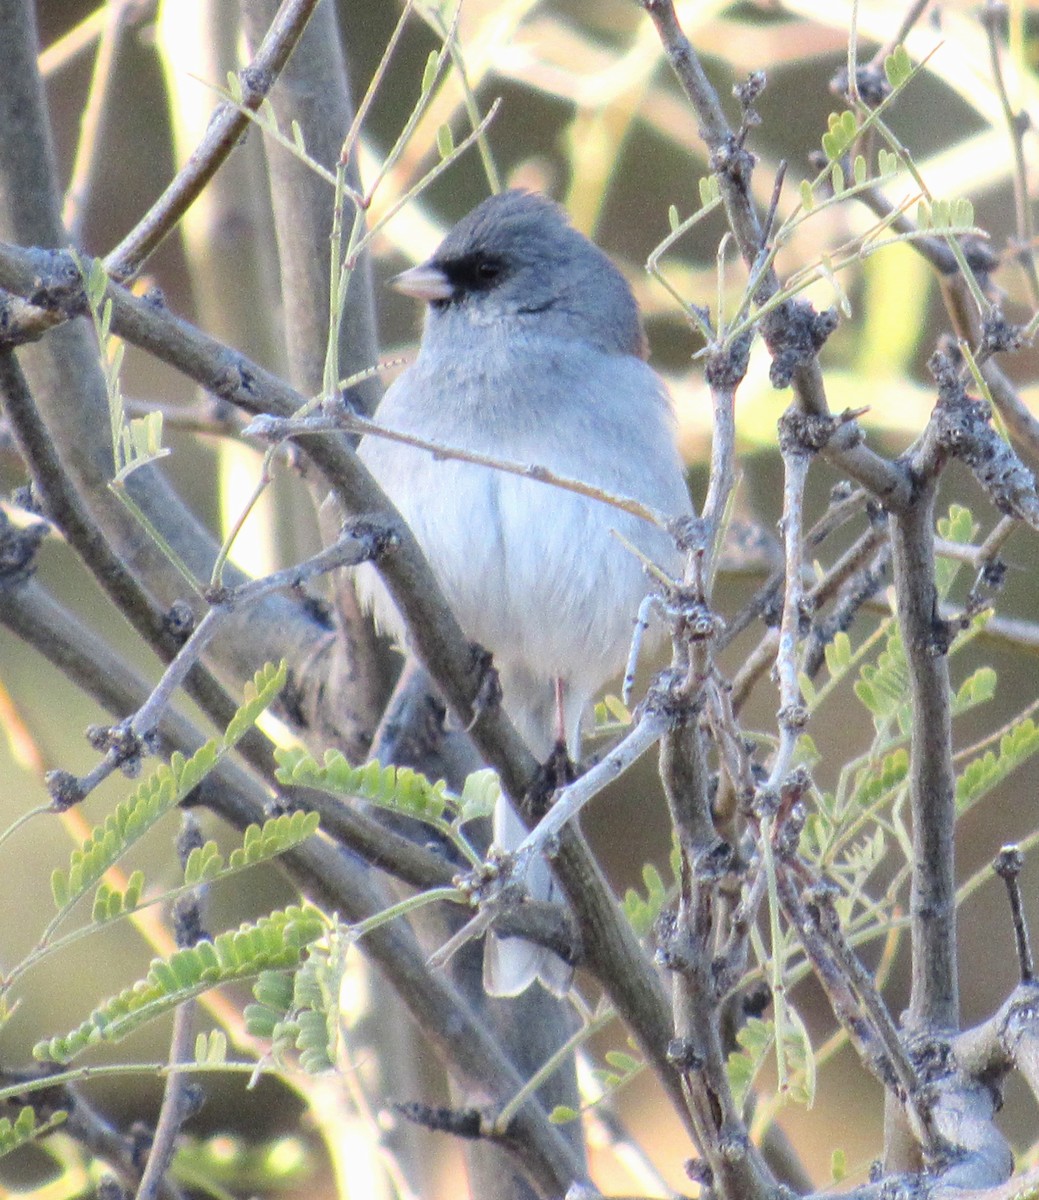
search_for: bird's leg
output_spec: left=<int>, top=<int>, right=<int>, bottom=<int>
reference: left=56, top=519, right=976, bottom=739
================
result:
left=554, top=676, right=568, bottom=750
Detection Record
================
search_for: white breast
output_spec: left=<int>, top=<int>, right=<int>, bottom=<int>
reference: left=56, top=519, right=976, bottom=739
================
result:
left=355, top=333, right=692, bottom=756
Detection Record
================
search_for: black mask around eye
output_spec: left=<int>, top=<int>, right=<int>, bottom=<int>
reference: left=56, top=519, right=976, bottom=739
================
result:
left=437, top=250, right=510, bottom=299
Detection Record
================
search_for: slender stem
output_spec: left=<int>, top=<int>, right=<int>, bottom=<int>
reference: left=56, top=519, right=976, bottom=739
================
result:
left=890, top=481, right=958, bottom=1031
left=105, top=0, right=322, bottom=277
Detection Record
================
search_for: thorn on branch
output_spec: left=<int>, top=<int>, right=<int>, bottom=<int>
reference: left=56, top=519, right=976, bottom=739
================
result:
left=665, top=1036, right=704, bottom=1072
left=394, top=1101, right=484, bottom=1140
left=24, top=251, right=86, bottom=314
left=172, top=894, right=209, bottom=949
left=44, top=768, right=86, bottom=810
left=709, top=135, right=755, bottom=191
left=742, top=981, right=772, bottom=1018
left=684, top=1156, right=714, bottom=1187
left=761, top=161, right=788, bottom=250
left=83, top=720, right=146, bottom=777
left=772, top=408, right=839, bottom=453
left=927, top=349, right=1039, bottom=523
left=704, top=331, right=753, bottom=390
left=830, top=64, right=890, bottom=107
left=733, top=70, right=766, bottom=145
left=981, top=306, right=1027, bottom=356
left=162, top=599, right=196, bottom=641
left=765, top=302, right=839, bottom=389
left=994, top=845, right=1034, bottom=983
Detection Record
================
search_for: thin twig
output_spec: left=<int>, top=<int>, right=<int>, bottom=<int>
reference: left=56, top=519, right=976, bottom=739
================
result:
left=244, top=410, right=673, bottom=528
left=981, top=0, right=1039, bottom=306
left=105, top=0, right=322, bottom=278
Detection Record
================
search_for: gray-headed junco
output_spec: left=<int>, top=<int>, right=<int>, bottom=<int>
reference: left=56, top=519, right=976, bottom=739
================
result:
left=356, top=190, right=692, bottom=994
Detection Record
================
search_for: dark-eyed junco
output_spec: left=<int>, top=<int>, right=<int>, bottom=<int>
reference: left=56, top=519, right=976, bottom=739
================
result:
left=356, top=190, right=692, bottom=994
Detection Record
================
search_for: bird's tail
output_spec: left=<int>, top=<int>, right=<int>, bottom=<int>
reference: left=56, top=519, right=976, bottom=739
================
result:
left=482, top=796, right=573, bottom=996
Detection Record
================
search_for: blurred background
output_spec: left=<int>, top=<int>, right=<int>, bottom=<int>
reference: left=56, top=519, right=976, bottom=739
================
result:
left=4, top=0, right=1039, bottom=1195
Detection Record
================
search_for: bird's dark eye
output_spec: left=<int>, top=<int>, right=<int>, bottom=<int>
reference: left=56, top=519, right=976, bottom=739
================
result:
left=440, top=251, right=509, bottom=296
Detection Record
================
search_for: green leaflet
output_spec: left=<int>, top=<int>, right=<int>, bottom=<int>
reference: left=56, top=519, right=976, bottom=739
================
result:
left=275, top=747, right=496, bottom=826
left=50, top=662, right=287, bottom=921
left=244, top=924, right=351, bottom=1073
left=956, top=719, right=1039, bottom=814
left=183, top=811, right=321, bottom=885
left=0, top=1106, right=67, bottom=1160
left=34, top=905, right=325, bottom=1064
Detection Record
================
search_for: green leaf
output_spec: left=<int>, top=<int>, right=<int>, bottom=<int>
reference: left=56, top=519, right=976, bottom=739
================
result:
left=622, top=862, right=669, bottom=937
left=849, top=748, right=909, bottom=812
left=799, top=179, right=815, bottom=211
left=956, top=719, right=1039, bottom=813
left=884, top=44, right=912, bottom=89
left=436, top=123, right=454, bottom=159
left=549, top=1105, right=579, bottom=1124
left=253, top=970, right=295, bottom=1012
left=781, top=1005, right=815, bottom=1107
left=275, top=749, right=460, bottom=828
left=668, top=204, right=680, bottom=232
left=727, top=1017, right=774, bottom=1112
left=831, top=1147, right=847, bottom=1182
left=194, top=1030, right=228, bottom=1065
left=794, top=733, right=820, bottom=770
left=223, top=661, right=287, bottom=747
left=877, top=147, right=899, bottom=176
left=33, top=906, right=326, bottom=1064
left=457, top=769, right=499, bottom=822
left=50, top=868, right=69, bottom=909
left=854, top=627, right=909, bottom=729
left=604, top=1050, right=641, bottom=1074
left=184, top=841, right=224, bottom=885
left=245, top=925, right=352, bottom=1073
left=821, top=110, right=857, bottom=161
left=93, top=880, right=122, bottom=923
left=51, top=750, right=209, bottom=921
left=935, top=504, right=976, bottom=598
left=588, top=1042, right=644, bottom=1100
left=951, top=667, right=996, bottom=717
left=226, top=811, right=321, bottom=873
left=421, top=49, right=439, bottom=95
left=825, top=630, right=853, bottom=676
left=698, top=175, right=720, bottom=208
left=0, top=1106, right=67, bottom=1160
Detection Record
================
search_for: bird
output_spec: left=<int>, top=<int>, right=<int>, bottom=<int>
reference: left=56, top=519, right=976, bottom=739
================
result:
left=355, top=190, right=692, bottom=995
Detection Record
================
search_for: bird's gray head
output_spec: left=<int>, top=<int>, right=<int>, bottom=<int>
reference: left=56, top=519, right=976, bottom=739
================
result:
left=393, top=190, right=647, bottom=358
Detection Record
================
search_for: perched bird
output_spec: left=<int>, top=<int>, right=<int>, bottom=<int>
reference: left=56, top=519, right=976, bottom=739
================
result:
left=356, top=190, right=692, bottom=995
